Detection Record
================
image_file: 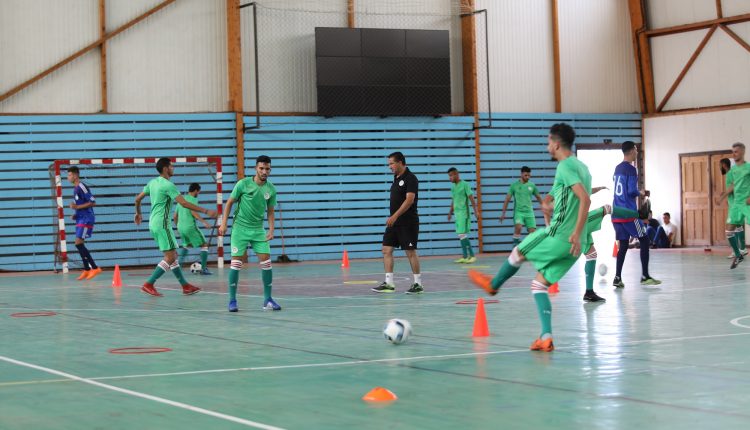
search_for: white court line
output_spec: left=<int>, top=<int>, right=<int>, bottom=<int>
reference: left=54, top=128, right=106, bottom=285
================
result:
left=729, top=315, right=750, bottom=329
left=0, top=354, right=285, bottom=430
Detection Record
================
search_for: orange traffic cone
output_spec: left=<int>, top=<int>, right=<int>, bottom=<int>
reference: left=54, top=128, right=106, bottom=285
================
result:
left=341, top=250, right=350, bottom=268
left=548, top=282, right=559, bottom=294
left=111, top=264, right=122, bottom=288
left=472, top=297, right=490, bottom=337
left=612, top=241, right=619, bottom=258
left=362, top=386, right=398, bottom=402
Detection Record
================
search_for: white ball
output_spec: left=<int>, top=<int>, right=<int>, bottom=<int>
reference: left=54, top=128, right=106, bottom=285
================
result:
left=383, top=319, right=412, bottom=344
left=598, top=264, right=607, bottom=276
left=190, top=262, right=202, bottom=273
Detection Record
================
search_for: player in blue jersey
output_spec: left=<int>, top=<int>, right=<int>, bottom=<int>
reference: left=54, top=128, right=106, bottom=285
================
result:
left=67, top=166, right=102, bottom=280
left=611, top=141, right=660, bottom=288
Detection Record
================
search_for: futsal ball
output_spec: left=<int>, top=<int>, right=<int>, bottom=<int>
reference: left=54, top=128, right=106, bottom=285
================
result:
left=383, top=319, right=412, bottom=344
left=598, top=264, right=608, bottom=276
left=190, top=262, right=202, bottom=273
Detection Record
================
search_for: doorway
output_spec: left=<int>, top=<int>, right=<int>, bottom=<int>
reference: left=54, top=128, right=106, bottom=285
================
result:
left=679, top=151, right=732, bottom=246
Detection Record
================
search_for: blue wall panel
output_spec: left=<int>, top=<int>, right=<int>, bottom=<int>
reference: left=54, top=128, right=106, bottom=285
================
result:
left=0, top=113, right=238, bottom=271
left=243, top=116, right=477, bottom=262
left=478, top=113, right=641, bottom=252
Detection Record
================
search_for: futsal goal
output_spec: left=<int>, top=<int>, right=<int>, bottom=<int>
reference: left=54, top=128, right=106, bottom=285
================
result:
left=49, top=157, right=224, bottom=273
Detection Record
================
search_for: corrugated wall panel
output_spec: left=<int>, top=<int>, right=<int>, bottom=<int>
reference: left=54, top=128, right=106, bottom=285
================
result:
left=647, top=0, right=718, bottom=29
left=0, top=0, right=99, bottom=113
left=651, top=23, right=750, bottom=111
left=243, top=115, right=477, bottom=261
left=0, top=113, right=238, bottom=271
left=558, top=0, right=639, bottom=113
left=475, top=0, right=554, bottom=113
left=106, top=0, right=228, bottom=112
left=723, top=0, right=750, bottom=16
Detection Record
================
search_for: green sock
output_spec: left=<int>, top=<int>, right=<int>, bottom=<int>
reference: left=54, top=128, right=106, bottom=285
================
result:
left=200, top=250, right=208, bottom=268
left=612, top=206, right=639, bottom=218
left=533, top=292, right=552, bottom=337
left=463, top=238, right=474, bottom=257
left=171, top=265, right=188, bottom=286
left=459, top=239, right=468, bottom=258
left=491, top=259, right=520, bottom=290
left=729, top=233, right=741, bottom=257
left=229, top=268, right=239, bottom=301
left=262, top=269, right=273, bottom=300
left=146, top=265, right=166, bottom=284
left=585, top=259, right=595, bottom=291
left=739, top=229, right=746, bottom=251
left=178, top=248, right=189, bottom=265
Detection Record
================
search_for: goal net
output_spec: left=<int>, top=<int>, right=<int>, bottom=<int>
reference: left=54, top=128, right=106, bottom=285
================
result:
left=49, top=157, right=224, bottom=273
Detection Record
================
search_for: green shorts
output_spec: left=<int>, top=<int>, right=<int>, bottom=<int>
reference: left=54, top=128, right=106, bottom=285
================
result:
left=179, top=227, right=207, bottom=248
left=727, top=203, right=746, bottom=225
left=582, top=206, right=606, bottom=251
left=514, top=211, right=536, bottom=229
left=518, top=229, right=580, bottom=284
left=150, top=227, right=178, bottom=252
left=230, top=227, right=270, bottom=256
left=454, top=213, right=471, bottom=235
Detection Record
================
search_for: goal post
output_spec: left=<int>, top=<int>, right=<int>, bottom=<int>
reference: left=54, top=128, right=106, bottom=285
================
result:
left=50, top=156, right=225, bottom=274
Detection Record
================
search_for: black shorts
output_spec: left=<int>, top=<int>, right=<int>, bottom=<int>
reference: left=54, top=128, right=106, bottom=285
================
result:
left=383, top=223, right=419, bottom=250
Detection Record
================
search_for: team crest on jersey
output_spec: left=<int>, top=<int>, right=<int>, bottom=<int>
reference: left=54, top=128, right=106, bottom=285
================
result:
left=232, top=246, right=238, bottom=254
left=264, top=192, right=270, bottom=200
left=527, top=186, right=532, bottom=191
left=399, top=180, right=404, bottom=186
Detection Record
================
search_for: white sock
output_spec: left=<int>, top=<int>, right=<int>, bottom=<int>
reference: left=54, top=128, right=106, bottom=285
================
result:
left=413, top=273, right=421, bottom=284
left=385, top=273, right=394, bottom=285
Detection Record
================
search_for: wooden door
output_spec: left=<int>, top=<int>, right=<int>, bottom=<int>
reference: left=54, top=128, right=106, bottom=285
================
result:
left=681, top=155, right=711, bottom=246
left=710, top=153, right=732, bottom=245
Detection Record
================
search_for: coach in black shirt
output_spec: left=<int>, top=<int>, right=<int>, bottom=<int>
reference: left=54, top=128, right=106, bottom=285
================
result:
left=372, top=152, right=424, bottom=294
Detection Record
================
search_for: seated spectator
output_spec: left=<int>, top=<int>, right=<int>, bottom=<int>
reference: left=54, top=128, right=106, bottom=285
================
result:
left=649, top=212, right=677, bottom=248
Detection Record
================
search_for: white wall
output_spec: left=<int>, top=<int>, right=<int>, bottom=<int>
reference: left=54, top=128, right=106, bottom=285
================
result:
left=0, top=0, right=100, bottom=113
left=644, top=108, right=750, bottom=239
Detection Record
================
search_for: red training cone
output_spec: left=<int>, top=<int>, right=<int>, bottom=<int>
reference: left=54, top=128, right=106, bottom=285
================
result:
left=341, top=250, right=350, bottom=268
left=111, top=264, right=122, bottom=288
left=472, top=297, right=490, bottom=337
left=612, top=241, right=619, bottom=258
left=548, top=282, right=559, bottom=294
left=362, top=387, right=398, bottom=402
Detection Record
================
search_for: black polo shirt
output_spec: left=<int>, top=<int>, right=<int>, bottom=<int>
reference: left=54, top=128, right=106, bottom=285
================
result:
left=390, top=167, right=419, bottom=225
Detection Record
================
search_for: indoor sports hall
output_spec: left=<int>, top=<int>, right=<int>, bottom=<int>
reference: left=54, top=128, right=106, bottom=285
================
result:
left=1, top=1, right=749, bottom=429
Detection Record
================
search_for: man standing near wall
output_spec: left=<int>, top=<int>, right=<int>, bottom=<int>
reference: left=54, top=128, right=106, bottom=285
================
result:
left=716, top=143, right=750, bottom=268
left=447, top=167, right=478, bottom=263
left=612, top=141, right=661, bottom=287
left=373, top=152, right=424, bottom=294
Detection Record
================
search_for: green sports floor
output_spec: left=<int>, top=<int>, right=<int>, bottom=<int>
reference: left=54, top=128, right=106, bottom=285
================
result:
left=1, top=250, right=749, bottom=429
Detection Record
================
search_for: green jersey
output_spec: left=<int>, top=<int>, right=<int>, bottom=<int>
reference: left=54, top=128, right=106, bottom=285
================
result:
left=547, top=156, right=592, bottom=240
left=230, top=177, right=277, bottom=230
left=142, top=176, right=180, bottom=230
left=451, top=180, right=473, bottom=215
left=726, top=170, right=735, bottom=206
left=730, top=162, right=750, bottom=201
left=509, top=180, right=538, bottom=214
left=176, top=194, right=199, bottom=230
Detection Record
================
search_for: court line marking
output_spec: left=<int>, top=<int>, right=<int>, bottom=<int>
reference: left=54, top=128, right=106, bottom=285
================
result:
left=5, top=330, right=750, bottom=389
left=729, top=315, right=750, bottom=329
left=0, top=354, right=285, bottom=430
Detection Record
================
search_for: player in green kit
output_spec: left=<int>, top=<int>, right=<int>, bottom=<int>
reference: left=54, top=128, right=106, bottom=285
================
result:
left=469, top=123, right=591, bottom=352
left=135, top=158, right=218, bottom=297
left=219, top=155, right=280, bottom=312
left=500, top=166, right=543, bottom=246
left=174, top=183, right=212, bottom=274
left=716, top=143, right=750, bottom=269
left=718, top=158, right=747, bottom=259
left=447, top=167, right=479, bottom=263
